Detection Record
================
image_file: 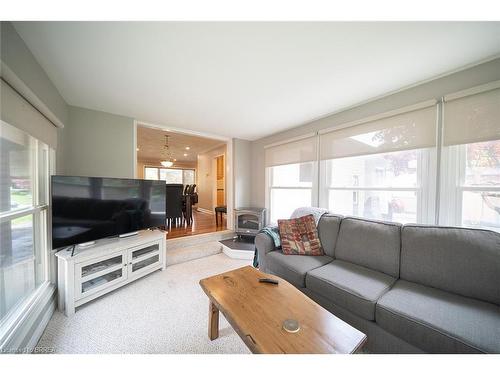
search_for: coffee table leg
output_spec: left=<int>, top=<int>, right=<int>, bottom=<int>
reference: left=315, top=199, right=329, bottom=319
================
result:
left=208, top=301, right=219, bottom=340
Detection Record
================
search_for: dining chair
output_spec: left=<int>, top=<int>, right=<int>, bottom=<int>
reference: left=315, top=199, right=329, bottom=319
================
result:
left=165, top=183, right=184, bottom=228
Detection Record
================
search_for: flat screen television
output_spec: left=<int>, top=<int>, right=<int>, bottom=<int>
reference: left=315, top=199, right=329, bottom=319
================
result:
left=51, top=176, right=166, bottom=249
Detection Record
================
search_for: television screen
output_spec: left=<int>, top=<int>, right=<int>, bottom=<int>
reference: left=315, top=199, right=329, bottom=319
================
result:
left=51, top=176, right=166, bottom=249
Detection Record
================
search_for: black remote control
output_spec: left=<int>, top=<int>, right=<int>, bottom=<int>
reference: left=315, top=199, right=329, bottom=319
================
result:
left=259, top=278, right=279, bottom=285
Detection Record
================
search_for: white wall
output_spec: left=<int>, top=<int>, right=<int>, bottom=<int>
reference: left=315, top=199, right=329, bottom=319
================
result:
left=196, top=144, right=226, bottom=211
left=58, top=106, right=135, bottom=178
left=250, top=57, right=500, bottom=207
left=233, top=138, right=252, bottom=208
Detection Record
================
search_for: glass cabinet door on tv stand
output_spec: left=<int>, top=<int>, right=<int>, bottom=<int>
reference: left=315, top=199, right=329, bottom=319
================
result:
left=75, top=252, right=128, bottom=300
left=127, top=242, right=161, bottom=280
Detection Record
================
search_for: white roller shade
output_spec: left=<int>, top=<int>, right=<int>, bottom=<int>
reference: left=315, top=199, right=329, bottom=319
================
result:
left=1, top=79, right=57, bottom=148
left=265, top=135, right=317, bottom=167
left=320, top=104, right=437, bottom=160
left=443, top=85, right=500, bottom=146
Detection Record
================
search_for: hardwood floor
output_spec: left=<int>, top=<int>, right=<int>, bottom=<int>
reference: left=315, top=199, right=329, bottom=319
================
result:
left=166, top=209, right=227, bottom=239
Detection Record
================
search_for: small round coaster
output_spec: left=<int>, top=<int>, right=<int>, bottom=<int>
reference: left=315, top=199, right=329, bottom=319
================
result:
left=282, top=319, right=300, bottom=333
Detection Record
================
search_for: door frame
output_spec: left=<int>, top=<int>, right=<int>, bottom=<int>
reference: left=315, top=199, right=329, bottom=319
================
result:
left=133, top=120, right=234, bottom=230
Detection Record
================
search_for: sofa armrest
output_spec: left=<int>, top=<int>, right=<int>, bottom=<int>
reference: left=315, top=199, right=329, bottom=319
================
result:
left=255, top=232, right=277, bottom=272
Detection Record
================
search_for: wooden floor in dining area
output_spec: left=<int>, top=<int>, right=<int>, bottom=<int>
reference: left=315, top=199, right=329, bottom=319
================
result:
left=166, top=209, right=227, bottom=239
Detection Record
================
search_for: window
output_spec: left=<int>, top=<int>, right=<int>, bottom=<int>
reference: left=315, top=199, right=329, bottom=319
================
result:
left=144, top=166, right=196, bottom=185
left=183, top=169, right=195, bottom=185
left=160, top=168, right=182, bottom=183
left=441, top=84, right=500, bottom=232
left=263, top=84, right=500, bottom=232
left=0, top=121, right=51, bottom=329
left=144, top=167, right=158, bottom=181
left=265, top=135, right=318, bottom=224
left=442, top=140, right=500, bottom=232
left=318, top=102, right=437, bottom=224
left=321, top=149, right=432, bottom=223
left=268, top=162, right=316, bottom=224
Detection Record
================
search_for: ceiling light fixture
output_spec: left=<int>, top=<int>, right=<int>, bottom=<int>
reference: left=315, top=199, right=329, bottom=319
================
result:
left=185, top=146, right=190, bottom=150
left=160, top=135, right=174, bottom=167
left=183, top=153, right=188, bottom=157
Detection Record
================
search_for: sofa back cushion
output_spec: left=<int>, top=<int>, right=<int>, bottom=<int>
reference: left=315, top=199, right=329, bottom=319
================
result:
left=401, top=225, right=500, bottom=306
left=317, top=214, right=343, bottom=257
left=334, top=217, right=402, bottom=278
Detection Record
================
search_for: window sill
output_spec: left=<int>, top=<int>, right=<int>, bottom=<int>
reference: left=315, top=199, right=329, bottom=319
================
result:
left=0, top=281, right=56, bottom=352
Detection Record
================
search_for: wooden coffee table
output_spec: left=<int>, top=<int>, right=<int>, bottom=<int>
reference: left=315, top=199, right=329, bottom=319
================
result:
left=199, top=266, right=367, bottom=354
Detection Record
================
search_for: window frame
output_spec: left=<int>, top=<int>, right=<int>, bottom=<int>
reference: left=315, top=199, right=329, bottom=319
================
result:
left=0, top=124, right=53, bottom=344
left=266, top=161, right=318, bottom=224
left=143, top=165, right=196, bottom=185
left=441, top=143, right=500, bottom=230
left=319, top=148, right=436, bottom=224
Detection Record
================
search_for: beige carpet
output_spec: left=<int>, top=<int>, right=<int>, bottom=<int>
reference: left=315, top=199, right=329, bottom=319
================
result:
left=36, top=253, right=252, bottom=353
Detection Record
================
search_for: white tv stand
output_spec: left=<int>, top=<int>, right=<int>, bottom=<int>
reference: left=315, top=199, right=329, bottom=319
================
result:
left=56, top=229, right=166, bottom=316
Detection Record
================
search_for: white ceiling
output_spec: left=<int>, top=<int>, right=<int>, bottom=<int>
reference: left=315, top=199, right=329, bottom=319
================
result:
left=13, top=22, right=500, bottom=140
left=136, top=125, right=224, bottom=163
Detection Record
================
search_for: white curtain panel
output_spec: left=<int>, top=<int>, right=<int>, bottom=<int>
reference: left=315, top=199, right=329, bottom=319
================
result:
left=444, top=85, right=500, bottom=146
left=0, top=79, right=58, bottom=149
left=265, top=135, right=317, bottom=167
left=319, top=104, right=437, bottom=160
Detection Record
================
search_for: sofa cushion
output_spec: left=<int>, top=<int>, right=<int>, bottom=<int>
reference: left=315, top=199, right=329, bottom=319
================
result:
left=401, top=225, right=500, bottom=305
left=305, top=260, right=396, bottom=321
left=317, top=214, right=343, bottom=257
left=334, top=217, right=401, bottom=277
left=376, top=280, right=500, bottom=353
left=278, top=214, right=324, bottom=256
left=266, top=251, right=332, bottom=288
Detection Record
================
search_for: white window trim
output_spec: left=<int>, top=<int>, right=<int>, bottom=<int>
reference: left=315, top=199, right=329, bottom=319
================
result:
left=439, top=141, right=500, bottom=229
left=0, top=136, right=54, bottom=349
left=266, top=162, right=318, bottom=223
left=419, top=148, right=438, bottom=224
left=319, top=149, right=436, bottom=224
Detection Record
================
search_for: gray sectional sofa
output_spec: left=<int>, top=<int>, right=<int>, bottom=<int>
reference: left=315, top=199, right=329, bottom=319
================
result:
left=255, top=215, right=500, bottom=353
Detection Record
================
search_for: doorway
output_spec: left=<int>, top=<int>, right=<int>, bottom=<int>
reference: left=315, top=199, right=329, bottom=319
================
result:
left=134, top=122, right=233, bottom=239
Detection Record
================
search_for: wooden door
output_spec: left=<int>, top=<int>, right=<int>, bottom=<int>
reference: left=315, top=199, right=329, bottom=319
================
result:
left=216, top=155, right=225, bottom=206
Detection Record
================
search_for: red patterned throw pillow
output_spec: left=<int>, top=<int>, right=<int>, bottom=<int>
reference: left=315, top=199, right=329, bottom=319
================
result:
left=278, top=214, right=324, bottom=256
